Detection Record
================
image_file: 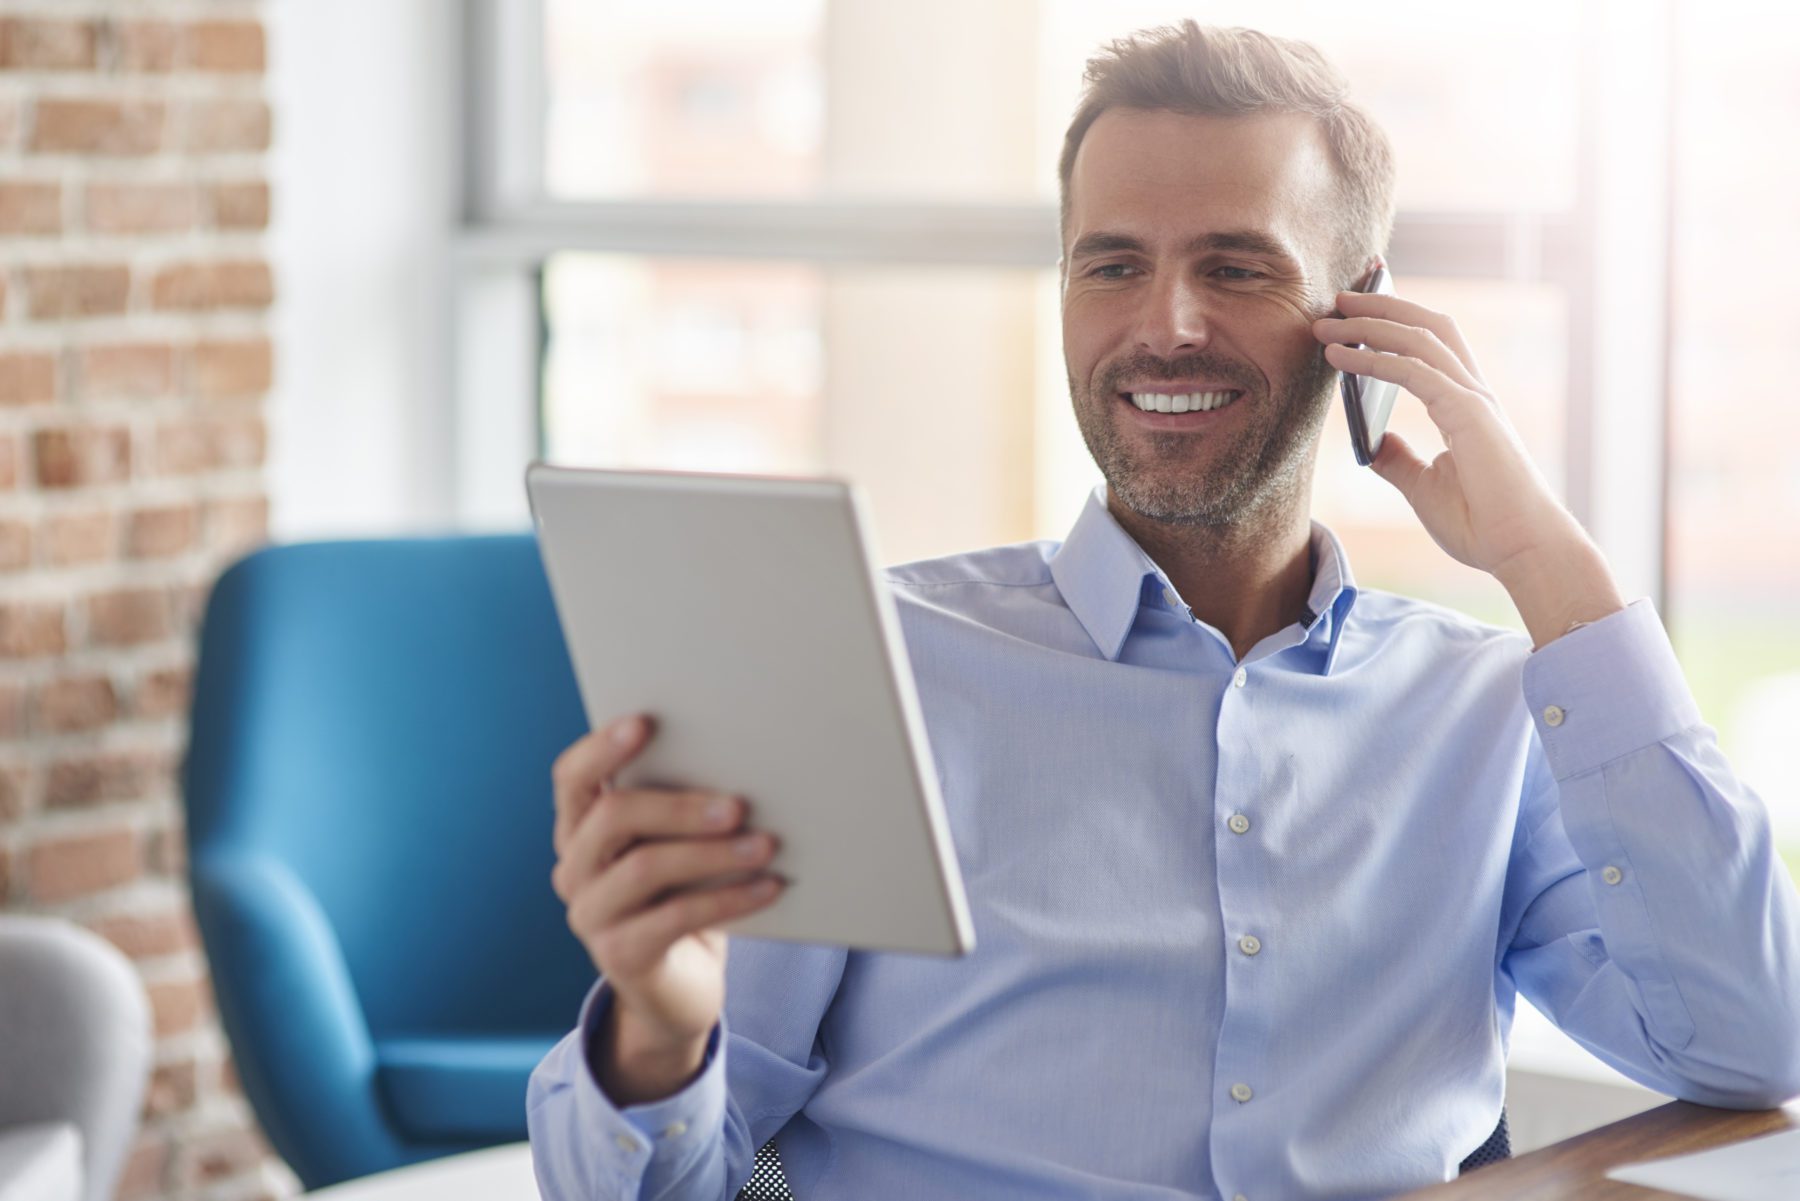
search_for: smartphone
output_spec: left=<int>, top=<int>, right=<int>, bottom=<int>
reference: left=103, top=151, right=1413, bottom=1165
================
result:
left=1338, top=263, right=1399, bottom=467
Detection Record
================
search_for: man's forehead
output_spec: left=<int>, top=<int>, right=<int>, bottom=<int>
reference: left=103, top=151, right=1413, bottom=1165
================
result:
left=1066, top=107, right=1337, bottom=257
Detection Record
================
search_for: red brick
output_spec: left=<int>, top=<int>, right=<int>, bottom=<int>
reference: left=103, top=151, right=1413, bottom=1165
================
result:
left=206, top=496, right=268, bottom=555
left=30, top=99, right=164, bottom=155
left=186, top=20, right=264, bottom=73
left=150, top=260, right=272, bottom=311
left=35, top=675, right=118, bottom=734
left=0, top=434, right=14, bottom=489
left=115, top=1134, right=168, bottom=1201
left=0, top=520, right=28, bottom=570
left=0, top=351, right=56, bottom=406
left=0, top=601, right=65, bottom=657
left=0, top=99, right=16, bottom=150
left=24, top=264, right=129, bottom=319
left=83, top=182, right=194, bottom=234
left=0, top=763, right=28, bottom=820
left=78, top=343, right=173, bottom=399
left=146, top=975, right=206, bottom=1037
left=112, top=21, right=178, bottom=73
left=147, top=819, right=186, bottom=877
left=88, top=907, right=199, bottom=961
left=171, top=1123, right=264, bottom=1189
left=143, top=1057, right=197, bottom=1119
left=182, top=98, right=270, bottom=153
left=126, top=503, right=198, bottom=558
left=0, top=683, right=23, bottom=739
left=33, top=425, right=130, bottom=488
left=26, top=827, right=141, bottom=903
left=0, top=181, right=60, bottom=234
left=133, top=665, right=192, bottom=719
left=0, top=17, right=97, bottom=69
left=44, top=749, right=171, bottom=809
left=86, top=587, right=172, bottom=646
left=154, top=415, right=265, bottom=475
left=211, top=181, right=268, bottom=230
left=193, top=338, right=271, bottom=399
left=41, top=510, right=117, bottom=565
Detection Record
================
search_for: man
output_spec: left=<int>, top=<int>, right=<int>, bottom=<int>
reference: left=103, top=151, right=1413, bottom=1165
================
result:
left=527, top=23, right=1800, bottom=1201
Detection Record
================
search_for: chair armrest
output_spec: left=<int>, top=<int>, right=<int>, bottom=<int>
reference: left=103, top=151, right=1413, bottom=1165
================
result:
left=190, top=851, right=416, bottom=1189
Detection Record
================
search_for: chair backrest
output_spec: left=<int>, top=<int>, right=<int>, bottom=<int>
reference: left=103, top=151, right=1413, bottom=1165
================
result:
left=185, top=534, right=594, bottom=1039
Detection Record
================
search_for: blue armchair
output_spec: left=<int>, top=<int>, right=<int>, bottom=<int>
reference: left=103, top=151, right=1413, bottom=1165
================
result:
left=183, top=534, right=594, bottom=1190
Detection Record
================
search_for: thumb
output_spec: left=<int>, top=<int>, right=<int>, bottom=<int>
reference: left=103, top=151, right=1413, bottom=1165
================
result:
left=1369, top=429, right=1429, bottom=504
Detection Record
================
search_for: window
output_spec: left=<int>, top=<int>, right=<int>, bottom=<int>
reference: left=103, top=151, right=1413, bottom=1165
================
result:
left=466, top=5, right=1795, bottom=869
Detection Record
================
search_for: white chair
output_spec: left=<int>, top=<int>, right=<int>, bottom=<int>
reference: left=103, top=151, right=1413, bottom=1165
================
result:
left=0, top=915, right=153, bottom=1201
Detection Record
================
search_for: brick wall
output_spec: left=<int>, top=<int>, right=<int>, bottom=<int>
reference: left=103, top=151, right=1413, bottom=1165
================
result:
left=0, top=4, right=282, bottom=1199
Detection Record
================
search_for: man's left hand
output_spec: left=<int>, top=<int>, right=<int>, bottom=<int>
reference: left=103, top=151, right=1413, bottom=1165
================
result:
left=1312, top=288, right=1625, bottom=648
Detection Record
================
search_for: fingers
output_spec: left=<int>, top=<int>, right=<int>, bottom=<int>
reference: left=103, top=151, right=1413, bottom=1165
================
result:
left=1329, top=289, right=1486, bottom=383
left=1313, top=315, right=1485, bottom=395
left=579, top=875, right=785, bottom=979
left=1368, top=429, right=1431, bottom=502
left=569, top=831, right=779, bottom=935
left=553, top=786, right=746, bottom=901
left=1320, top=342, right=1495, bottom=442
left=552, top=714, right=652, bottom=856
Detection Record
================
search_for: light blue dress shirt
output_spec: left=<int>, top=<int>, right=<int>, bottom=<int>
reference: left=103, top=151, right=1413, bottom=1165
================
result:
left=527, top=486, right=1800, bottom=1201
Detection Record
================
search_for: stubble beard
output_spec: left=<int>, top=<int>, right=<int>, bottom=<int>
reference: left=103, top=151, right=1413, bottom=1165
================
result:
left=1069, top=347, right=1337, bottom=528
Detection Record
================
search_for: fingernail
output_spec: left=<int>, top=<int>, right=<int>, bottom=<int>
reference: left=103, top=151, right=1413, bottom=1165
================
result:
left=705, top=796, right=737, bottom=826
left=733, top=834, right=766, bottom=860
left=611, top=715, right=643, bottom=744
left=751, top=877, right=780, bottom=899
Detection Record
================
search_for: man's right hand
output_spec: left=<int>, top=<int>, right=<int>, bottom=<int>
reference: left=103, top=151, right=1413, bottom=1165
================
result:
left=550, top=713, right=784, bottom=1105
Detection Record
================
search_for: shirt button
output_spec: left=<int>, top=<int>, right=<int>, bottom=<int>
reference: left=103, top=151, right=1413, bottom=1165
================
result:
left=1232, top=667, right=1248, bottom=688
left=1227, top=813, right=1251, bottom=835
left=614, top=1133, right=641, bottom=1154
left=1230, top=1082, right=1254, bottom=1103
left=660, top=1121, right=688, bottom=1139
left=1602, top=865, right=1623, bottom=885
left=1163, top=586, right=1180, bottom=609
left=1543, top=704, right=1565, bottom=727
left=1235, top=1195, right=1249, bottom=1201
left=1238, top=934, right=1262, bottom=956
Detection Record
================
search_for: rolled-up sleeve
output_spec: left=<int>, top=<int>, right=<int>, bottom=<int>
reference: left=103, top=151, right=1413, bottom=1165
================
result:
left=1502, top=599, right=1800, bottom=1107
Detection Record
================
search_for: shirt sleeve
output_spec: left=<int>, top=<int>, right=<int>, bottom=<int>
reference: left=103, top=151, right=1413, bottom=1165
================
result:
left=527, top=938, right=846, bottom=1201
left=1499, top=598, right=1800, bottom=1107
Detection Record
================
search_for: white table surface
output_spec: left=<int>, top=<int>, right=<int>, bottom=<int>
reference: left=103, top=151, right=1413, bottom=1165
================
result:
left=302, top=1143, right=538, bottom=1200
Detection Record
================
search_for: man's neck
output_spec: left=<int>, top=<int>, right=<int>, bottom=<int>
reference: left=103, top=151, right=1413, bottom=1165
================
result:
left=1106, top=487, right=1316, bottom=663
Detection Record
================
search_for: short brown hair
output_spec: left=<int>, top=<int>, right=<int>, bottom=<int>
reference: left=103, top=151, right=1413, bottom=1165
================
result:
left=1058, top=21, right=1396, bottom=287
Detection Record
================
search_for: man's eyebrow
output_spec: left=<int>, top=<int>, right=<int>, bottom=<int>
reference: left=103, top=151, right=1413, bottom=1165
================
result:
left=1068, top=229, right=1299, bottom=263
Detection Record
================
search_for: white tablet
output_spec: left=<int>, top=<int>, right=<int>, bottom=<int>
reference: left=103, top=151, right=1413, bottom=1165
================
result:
left=526, top=463, right=975, bottom=958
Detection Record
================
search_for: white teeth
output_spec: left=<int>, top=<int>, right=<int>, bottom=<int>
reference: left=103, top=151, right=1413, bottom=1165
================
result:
left=1129, top=390, right=1237, bottom=413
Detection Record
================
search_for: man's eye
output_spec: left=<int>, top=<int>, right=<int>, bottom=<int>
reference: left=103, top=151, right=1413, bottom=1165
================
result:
left=1090, top=264, right=1136, bottom=280
left=1215, top=266, right=1264, bottom=281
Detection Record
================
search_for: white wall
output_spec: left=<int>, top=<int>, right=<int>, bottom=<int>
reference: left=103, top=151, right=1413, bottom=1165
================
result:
left=266, top=0, right=460, bottom=539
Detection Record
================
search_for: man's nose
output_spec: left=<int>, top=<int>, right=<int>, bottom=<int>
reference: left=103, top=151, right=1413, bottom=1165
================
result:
left=1135, top=274, right=1212, bottom=360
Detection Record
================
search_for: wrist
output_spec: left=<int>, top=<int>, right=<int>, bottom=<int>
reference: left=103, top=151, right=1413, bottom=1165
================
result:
left=1493, top=538, right=1626, bottom=651
left=590, top=998, right=711, bottom=1106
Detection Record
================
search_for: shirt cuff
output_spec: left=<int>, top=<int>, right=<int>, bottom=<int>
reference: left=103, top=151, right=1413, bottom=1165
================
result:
left=1520, top=598, right=1702, bottom=781
left=571, top=980, right=729, bottom=1192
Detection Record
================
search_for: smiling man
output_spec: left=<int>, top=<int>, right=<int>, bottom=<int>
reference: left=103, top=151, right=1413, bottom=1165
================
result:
left=527, top=23, right=1800, bottom=1201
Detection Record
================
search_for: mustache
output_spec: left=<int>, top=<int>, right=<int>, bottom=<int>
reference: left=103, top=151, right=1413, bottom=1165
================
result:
left=1100, top=351, right=1261, bottom=395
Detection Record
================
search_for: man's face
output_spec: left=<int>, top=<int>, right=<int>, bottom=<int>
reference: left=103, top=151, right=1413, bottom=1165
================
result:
left=1061, top=107, right=1345, bottom=526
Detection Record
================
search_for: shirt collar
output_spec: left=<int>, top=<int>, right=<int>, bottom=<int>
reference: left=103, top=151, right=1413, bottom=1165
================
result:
left=1047, top=484, right=1359, bottom=673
